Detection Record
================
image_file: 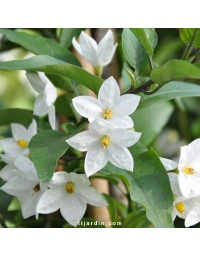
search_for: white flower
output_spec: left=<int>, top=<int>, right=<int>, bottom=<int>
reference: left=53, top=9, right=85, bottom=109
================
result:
left=72, top=29, right=118, bottom=73
left=0, top=155, right=47, bottom=219
left=177, top=138, right=200, bottom=197
left=0, top=120, right=37, bottom=158
left=185, top=196, right=200, bottom=227
left=66, top=118, right=141, bottom=177
left=37, top=171, right=107, bottom=227
left=72, top=76, right=140, bottom=128
left=26, top=72, right=57, bottom=130
left=0, top=154, right=18, bottom=181
left=160, top=157, right=178, bottom=171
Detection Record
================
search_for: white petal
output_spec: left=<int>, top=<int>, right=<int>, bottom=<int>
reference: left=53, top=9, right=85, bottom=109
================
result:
left=185, top=206, right=200, bottom=227
left=98, top=77, right=120, bottom=110
left=110, top=129, right=141, bottom=148
left=187, top=177, right=200, bottom=195
left=49, top=172, right=69, bottom=187
left=178, top=172, right=191, bottom=196
left=44, top=82, right=57, bottom=106
left=48, top=105, right=56, bottom=130
left=26, top=72, right=45, bottom=94
left=112, top=94, right=140, bottom=116
left=72, top=37, right=83, bottom=56
left=37, top=186, right=66, bottom=214
left=108, top=116, right=134, bottom=128
left=14, top=156, right=37, bottom=176
left=160, top=157, right=178, bottom=171
left=38, top=72, right=48, bottom=84
left=103, top=43, right=118, bottom=66
left=34, top=96, right=49, bottom=116
left=89, top=118, right=115, bottom=136
left=0, top=154, right=15, bottom=165
left=60, top=192, right=86, bottom=227
left=0, top=138, right=25, bottom=156
left=72, top=96, right=102, bottom=119
left=11, top=123, right=28, bottom=141
left=80, top=31, right=98, bottom=66
left=76, top=186, right=107, bottom=206
left=67, top=173, right=91, bottom=187
left=97, top=29, right=117, bottom=66
left=0, top=165, right=17, bottom=181
left=66, top=131, right=99, bottom=152
left=85, top=142, right=109, bottom=176
left=27, top=119, right=37, bottom=140
left=108, top=142, right=133, bottom=171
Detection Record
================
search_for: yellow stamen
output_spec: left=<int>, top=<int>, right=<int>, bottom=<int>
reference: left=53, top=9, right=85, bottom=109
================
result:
left=17, top=139, right=28, bottom=148
left=183, top=166, right=195, bottom=175
left=103, top=108, right=113, bottom=119
left=101, top=136, right=110, bottom=149
left=175, top=202, right=185, bottom=217
left=65, top=182, right=75, bottom=195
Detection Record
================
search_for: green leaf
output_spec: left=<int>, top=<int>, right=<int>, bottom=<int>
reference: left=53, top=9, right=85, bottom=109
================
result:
left=46, top=74, right=73, bottom=91
left=140, top=81, right=200, bottom=105
left=59, top=28, right=85, bottom=48
left=150, top=59, right=200, bottom=85
left=0, top=28, right=80, bottom=66
left=131, top=101, right=174, bottom=146
left=0, top=55, right=103, bottom=95
left=100, top=149, right=174, bottom=228
left=0, top=109, right=33, bottom=127
left=122, top=210, right=153, bottom=228
left=122, top=28, right=148, bottom=71
left=103, top=194, right=122, bottom=225
left=130, top=28, right=158, bottom=56
left=29, top=123, right=87, bottom=184
left=0, top=179, right=13, bottom=215
left=179, top=28, right=200, bottom=47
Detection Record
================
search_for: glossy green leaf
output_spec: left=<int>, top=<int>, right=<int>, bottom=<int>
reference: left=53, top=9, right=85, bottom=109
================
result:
left=29, top=123, right=87, bottom=184
left=122, top=28, right=148, bottom=71
left=0, top=55, right=103, bottom=95
left=130, top=28, right=158, bottom=56
left=150, top=59, right=200, bottom=85
left=59, top=28, right=85, bottom=48
left=0, top=28, right=80, bottom=66
left=131, top=101, right=174, bottom=146
left=140, top=81, right=200, bottom=105
left=122, top=210, right=153, bottom=228
left=179, top=28, right=200, bottom=47
left=99, top=149, right=174, bottom=228
left=0, top=109, right=33, bottom=127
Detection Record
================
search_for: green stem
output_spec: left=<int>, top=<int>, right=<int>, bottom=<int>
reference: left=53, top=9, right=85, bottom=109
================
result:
left=183, top=29, right=197, bottom=61
left=94, top=66, right=103, bottom=77
left=147, top=55, right=154, bottom=71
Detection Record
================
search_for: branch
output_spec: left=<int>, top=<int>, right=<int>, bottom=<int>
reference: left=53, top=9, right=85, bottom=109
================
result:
left=124, top=79, right=154, bottom=94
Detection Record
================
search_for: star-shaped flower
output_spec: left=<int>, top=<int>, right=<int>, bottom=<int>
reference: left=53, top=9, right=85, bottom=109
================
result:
left=26, top=72, right=57, bottom=130
left=66, top=118, right=141, bottom=176
left=72, top=29, right=118, bottom=76
left=72, top=76, right=140, bottom=128
left=0, top=120, right=37, bottom=158
left=0, top=155, right=47, bottom=219
left=36, top=171, right=107, bottom=227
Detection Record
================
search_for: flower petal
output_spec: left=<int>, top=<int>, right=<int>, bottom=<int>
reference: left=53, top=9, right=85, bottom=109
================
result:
left=11, top=123, right=28, bottom=141
left=27, top=119, right=37, bottom=140
left=89, top=118, right=114, bottom=136
left=44, top=82, right=57, bottom=106
left=48, top=172, right=69, bottom=187
left=112, top=94, right=140, bottom=116
left=185, top=206, right=200, bottom=227
left=0, top=165, right=17, bottom=181
left=108, top=142, right=133, bottom=171
left=85, top=142, right=109, bottom=176
left=26, top=72, right=45, bottom=94
left=72, top=37, right=83, bottom=56
left=37, top=186, right=66, bottom=214
left=108, top=116, right=134, bottom=128
left=14, top=156, right=37, bottom=177
left=34, top=96, right=49, bottom=116
left=97, top=29, right=117, bottom=66
left=80, top=31, right=98, bottom=66
left=98, top=77, right=120, bottom=110
left=48, top=105, right=56, bottom=130
left=60, top=192, right=86, bottom=227
left=0, top=154, right=15, bottom=165
left=0, top=138, right=25, bottom=156
left=67, top=173, right=91, bottom=187
left=110, top=129, right=141, bottom=147
left=72, top=96, right=102, bottom=119
left=66, top=131, right=99, bottom=152
left=76, top=186, right=107, bottom=206
left=178, top=172, right=191, bottom=196
left=160, top=157, right=178, bottom=171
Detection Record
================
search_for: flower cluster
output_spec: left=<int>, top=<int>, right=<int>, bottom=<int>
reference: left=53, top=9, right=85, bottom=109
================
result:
left=161, top=138, right=200, bottom=227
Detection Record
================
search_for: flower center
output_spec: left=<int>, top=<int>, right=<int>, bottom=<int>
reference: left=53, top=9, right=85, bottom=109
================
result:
left=103, top=108, right=113, bottom=119
left=65, top=182, right=75, bottom=195
left=17, top=139, right=28, bottom=148
left=175, top=202, right=185, bottom=217
left=32, top=183, right=40, bottom=196
left=183, top=166, right=195, bottom=175
left=101, top=136, right=110, bottom=149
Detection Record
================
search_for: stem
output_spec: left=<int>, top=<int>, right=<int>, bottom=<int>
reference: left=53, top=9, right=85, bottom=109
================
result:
left=147, top=55, right=154, bottom=71
left=183, top=29, right=197, bottom=61
left=94, top=66, right=103, bottom=77
left=125, top=79, right=154, bottom=94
